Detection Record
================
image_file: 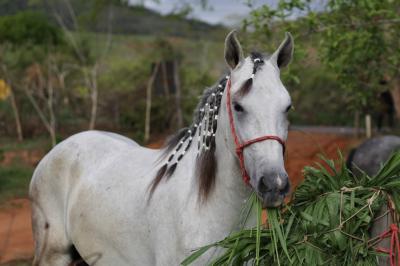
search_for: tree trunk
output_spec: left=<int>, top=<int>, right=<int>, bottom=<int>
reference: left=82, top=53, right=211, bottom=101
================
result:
left=88, top=65, right=98, bottom=130
left=23, top=59, right=57, bottom=147
left=161, top=61, right=173, bottom=129
left=9, top=84, right=23, bottom=142
left=365, top=114, right=372, bottom=138
left=390, top=77, right=400, bottom=120
left=2, top=65, right=23, bottom=141
left=173, top=60, right=183, bottom=129
left=113, top=100, right=120, bottom=129
left=161, top=62, right=170, bottom=100
left=144, top=62, right=160, bottom=143
left=53, top=0, right=112, bottom=131
left=59, top=72, right=70, bottom=106
left=47, top=65, right=56, bottom=147
left=88, top=86, right=98, bottom=130
left=24, top=88, right=55, bottom=147
left=49, top=126, right=56, bottom=147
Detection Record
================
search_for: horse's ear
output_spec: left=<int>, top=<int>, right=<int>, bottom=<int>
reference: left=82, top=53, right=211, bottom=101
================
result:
left=224, top=30, right=244, bottom=70
left=271, top=32, right=294, bottom=69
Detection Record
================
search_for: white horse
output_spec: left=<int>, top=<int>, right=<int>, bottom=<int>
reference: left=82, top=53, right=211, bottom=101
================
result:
left=30, top=30, right=294, bottom=266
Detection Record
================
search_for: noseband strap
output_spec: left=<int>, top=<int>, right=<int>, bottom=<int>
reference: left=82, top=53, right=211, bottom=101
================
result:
left=226, top=78, right=286, bottom=185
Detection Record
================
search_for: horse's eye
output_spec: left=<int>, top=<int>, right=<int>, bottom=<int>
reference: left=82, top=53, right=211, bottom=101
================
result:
left=285, top=104, right=292, bottom=113
left=233, top=102, right=244, bottom=112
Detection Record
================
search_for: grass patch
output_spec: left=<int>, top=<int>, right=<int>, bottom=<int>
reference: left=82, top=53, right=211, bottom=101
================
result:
left=0, top=259, right=32, bottom=266
left=0, top=138, right=50, bottom=152
left=0, top=164, right=33, bottom=203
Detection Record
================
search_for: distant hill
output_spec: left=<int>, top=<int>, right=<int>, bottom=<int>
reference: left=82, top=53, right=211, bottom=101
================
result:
left=0, top=0, right=227, bottom=40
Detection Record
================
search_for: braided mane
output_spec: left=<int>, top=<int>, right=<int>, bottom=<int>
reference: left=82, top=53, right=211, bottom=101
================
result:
left=149, top=75, right=229, bottom=200
left=149, top=52, right=265, bottom=201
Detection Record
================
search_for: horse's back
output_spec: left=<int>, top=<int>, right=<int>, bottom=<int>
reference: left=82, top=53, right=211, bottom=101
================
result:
left=92, top=130, right=140, bottom=147
left=30, top=130, right=150, bottom=192
left=30, top=130, right=160, bottom=265
left=30, top=130, right=160, bottom=211
left=348, top=135, right=400, bottom=176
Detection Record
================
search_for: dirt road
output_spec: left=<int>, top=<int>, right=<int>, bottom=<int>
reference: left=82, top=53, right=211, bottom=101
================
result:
left=0, top=131, right=357, bottom=264
left=0, top=199, right=33, bottom=264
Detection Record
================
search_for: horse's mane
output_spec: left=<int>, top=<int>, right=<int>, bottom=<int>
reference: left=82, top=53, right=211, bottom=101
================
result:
left=149, top=76, right=228, bottom=201
left=149, top=52, right=265, bottom=201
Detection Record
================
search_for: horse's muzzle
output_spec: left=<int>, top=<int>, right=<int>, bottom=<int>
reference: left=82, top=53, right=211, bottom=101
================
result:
left=257, top=172, right=290, bottom=208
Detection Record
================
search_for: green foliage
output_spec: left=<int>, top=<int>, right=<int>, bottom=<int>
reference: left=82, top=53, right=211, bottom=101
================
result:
left=0, top=137, right=50, bottom=152
left=181, top=69, right=215, bottom=124
left=184, top=151, right=400, bottom=265
left=0, top=0, right=28, bottom=16
left=0, top=164, right=33, bottom=203
left=75, top=0, right=129, bottom=28
left=153, top=38, right=182, bottom=62
left=99, top=55, right=150, bottom=93
left=0, top=11, right=63, bottom=46
left=0, top=2, right=227, bottom=141
left=317, top=0, right=399, bottom=112
left=288, top=67, right=350, bottom=125
left=1, top=0, right=226, bottom=40
left=244, top=0, right=400, bottom=114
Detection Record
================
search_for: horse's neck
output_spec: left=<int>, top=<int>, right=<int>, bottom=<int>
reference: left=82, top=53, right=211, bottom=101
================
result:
left=181, top=118, right=252, bottom=243
left=213, top=126, right=251, bottom=207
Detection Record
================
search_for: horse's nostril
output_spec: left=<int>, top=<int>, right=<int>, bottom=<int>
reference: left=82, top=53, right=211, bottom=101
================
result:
left=258, top=175, right=290, bottom=196
left=258, top=177, right=271, bottom=194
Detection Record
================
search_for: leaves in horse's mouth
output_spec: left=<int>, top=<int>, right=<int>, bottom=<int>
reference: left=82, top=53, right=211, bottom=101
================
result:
left=182, top=151, right=400, bottom=266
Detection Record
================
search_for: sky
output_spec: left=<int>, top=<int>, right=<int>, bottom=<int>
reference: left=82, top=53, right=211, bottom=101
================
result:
left=128, top=0, right=275, bottom=26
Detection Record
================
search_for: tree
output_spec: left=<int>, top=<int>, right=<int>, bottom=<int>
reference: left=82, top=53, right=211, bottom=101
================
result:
left=144, top=62, right=160, bottom=143
left=46, top=0, right=116, bottom=130
left=0, top=11, right=62, bottom=45
left=0, top=70, right=23, bottom=142
left=24, top=62, right=55, bottom=146
left=0, top=11, right=65, bottom=144
left=244, top=0, right=400, bottom=136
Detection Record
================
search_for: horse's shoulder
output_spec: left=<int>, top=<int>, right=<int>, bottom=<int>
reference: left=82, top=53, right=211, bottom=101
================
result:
left=65, top=130, right=139, bottom=148
left=39, top=131, right=143, bottom=166
left=41, top=131, right=158, bottom=176
left=91, top=130, right=140, bottom=146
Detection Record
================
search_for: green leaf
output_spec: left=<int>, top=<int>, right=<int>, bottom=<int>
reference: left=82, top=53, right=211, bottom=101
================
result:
left=181, top=244, right=215, bottom=266
left=267, top=208, right=293, bottom=263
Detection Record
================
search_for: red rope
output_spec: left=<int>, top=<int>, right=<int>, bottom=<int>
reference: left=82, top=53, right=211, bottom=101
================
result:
left=375, top=223, right=400, bottom=266
left=374, top=202, right=399, bottom=266
left=225, top=78, right=286, bottom=185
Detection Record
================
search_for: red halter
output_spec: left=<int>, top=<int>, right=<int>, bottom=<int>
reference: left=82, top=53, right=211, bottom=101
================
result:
left=226, top=78, right=286, bottom=185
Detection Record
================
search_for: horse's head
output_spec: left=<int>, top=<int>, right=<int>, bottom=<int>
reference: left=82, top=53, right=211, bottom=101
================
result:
left=223, top=31, right=293, bottom=207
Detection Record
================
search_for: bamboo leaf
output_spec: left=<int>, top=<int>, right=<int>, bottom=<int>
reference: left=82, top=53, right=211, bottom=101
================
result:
left=181, top=244, right=215, bottom=266
left=183, top=151, right=400, bottom=265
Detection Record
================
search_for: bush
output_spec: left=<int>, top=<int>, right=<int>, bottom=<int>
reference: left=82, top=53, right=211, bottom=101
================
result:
left=0, top=11, right=63, bottom=46
left=0, top=164, right=33, bottom=203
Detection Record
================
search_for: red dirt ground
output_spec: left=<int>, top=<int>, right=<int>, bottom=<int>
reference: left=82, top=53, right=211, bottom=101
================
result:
left=0, top=131, right=358, bottom=264
left=0, top=199, right=33, bottom=264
